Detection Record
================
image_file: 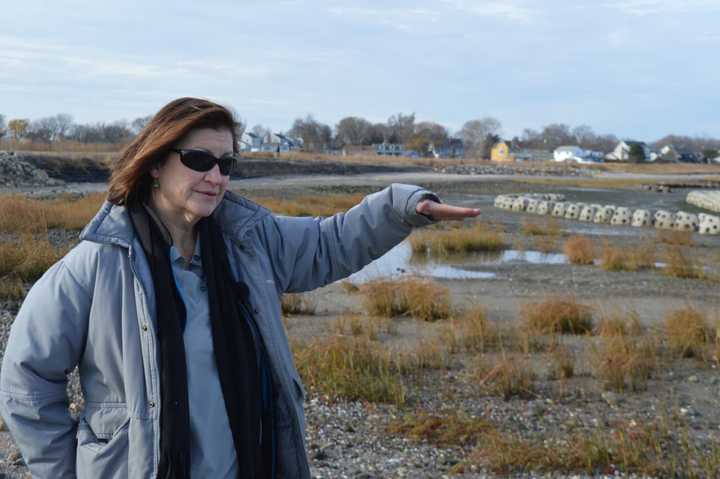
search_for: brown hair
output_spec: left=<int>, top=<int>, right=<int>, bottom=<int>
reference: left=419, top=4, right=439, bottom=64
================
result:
left=107, top=97, right=240, bottom=205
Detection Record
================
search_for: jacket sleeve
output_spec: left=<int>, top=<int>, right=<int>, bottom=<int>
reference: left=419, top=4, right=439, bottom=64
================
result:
left=262, top=183, right=439, bottom=293
left=0, top=259, right=91, bottom=479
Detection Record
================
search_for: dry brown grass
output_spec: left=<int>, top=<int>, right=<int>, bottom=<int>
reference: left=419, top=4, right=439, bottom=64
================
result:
left=471, top=355, right=537, bottom=400
left=465, top=418, right=720, bottom=477
left=360, top=277, right=450, bottom=321
left=664, top=307, right=711, bottom=359
left=656, top=229, right=694, bottom=246
left=252, top=193, right=365, bottom=217
left=595, top=309, right=644, bottom=337
left=0, top=140, right=123, bottom=154
left=387, top=411, right=494, bottom=447
left=442, top=306, right=497, bottom=353
left=592, top=335, right=658, bottom=392
left=292, top=336, right=406, bottom=404
left=339, top=280, right=359, bottom=293
left=562, top=235, right=595, bottom=265
left=396, top=338, right=450, bottom=370
left=0, top=276, right=26, bottom=301
left=600, top=240, right=656, bottom=272
left=548, top=344, right=575, bottom=380
left=520, top=217, right=562, bottom=237
left=521, top=296, right=594, bottom=335
left=0, top=235, right=70, bottom=282
left=0, top=193, right=105, bottom=234
left=331, top=314, right=397, bottom=340
left=530, top=234, right=558, bottom=254
left=280, top=293, right=317, bottom=315
left=409, top=223, right=505, bottom=258
left=662, top=245, right=705, bottom=279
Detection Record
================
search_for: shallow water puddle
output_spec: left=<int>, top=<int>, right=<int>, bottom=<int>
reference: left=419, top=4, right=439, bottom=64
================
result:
left=347, top=243, right=576, bottom=284
left=348, top=242, right=496, bottom=284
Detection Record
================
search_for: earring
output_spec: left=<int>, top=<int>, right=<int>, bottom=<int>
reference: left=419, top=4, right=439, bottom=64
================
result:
left=152, top=179, right=160, bottom=189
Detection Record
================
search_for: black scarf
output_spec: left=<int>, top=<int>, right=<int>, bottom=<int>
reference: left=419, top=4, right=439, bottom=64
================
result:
left=128, top=203, right=269, bottom=478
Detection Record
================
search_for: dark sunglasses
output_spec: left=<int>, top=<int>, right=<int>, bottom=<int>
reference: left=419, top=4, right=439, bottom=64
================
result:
left=170, top=148, right=238, bottom=176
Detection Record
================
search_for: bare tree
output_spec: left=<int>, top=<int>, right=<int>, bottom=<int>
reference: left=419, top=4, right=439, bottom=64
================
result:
left=406, top=121, right=449, bottom=156
left=0, top=114, right=6, bottom=139
left=289, top=115, right=332, bottom=152
left=459, top=117, right=502, bottom=158
left=335, top=116, right=373, bottom=146
left=131, top=115, right=153, bottom=135
left=386, top=113, right=415, bottom=144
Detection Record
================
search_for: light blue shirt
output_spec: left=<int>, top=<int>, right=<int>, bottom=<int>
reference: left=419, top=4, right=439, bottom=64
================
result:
left=169, top=242, right=238, bottom=479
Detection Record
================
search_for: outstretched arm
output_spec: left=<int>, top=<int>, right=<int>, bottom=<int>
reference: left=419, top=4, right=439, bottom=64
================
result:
left=262, top=183, right=480, bottom=293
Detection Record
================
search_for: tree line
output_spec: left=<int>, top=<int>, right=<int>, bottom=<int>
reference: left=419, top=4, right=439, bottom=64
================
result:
left=1, top=112, right=718, bottom=158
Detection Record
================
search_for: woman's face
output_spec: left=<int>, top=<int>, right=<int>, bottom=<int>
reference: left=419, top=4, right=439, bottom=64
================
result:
left=150, top=127, right=233, bottom=226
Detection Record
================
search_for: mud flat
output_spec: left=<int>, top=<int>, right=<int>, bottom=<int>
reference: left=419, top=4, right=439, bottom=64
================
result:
left=1, top=172, right=720, bottom=478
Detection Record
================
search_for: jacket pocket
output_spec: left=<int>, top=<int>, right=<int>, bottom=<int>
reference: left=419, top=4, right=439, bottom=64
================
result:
left=76, top=403, right=130, bottom=479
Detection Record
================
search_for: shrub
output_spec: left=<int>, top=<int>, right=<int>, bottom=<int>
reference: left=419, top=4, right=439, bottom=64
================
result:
left=664, top=307, right=710, bottom=358
left=443, top=306, right=496, bottom=353
left=520, top=217, right=561, bottom=237
left=656, top=229, right=693, bottom=246
left=562, top=235, right=594, bottom=265
left=361, top=278, right=450, bottom=321
left=521, top=296, right=593, bottom=335
left=595, top=309, right=644, bottom=337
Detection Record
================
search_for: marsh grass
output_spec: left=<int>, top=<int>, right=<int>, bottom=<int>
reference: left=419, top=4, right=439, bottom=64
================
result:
left=664, top=307, right=710, bottom=359
left=600, top=240, right=656, bottom=272
left=562, top=235, right=595, bottom=265
left=396, top=338, right=450, bottom=370
left=281, top=293, right=317, bottom=315
left=0, top=193, right=105, bottom=234
left=0, top=235, right=70, bottom=282
left=592, top=335, right=658, bottom=392
left=331, top=314, right=397, bottom=340
left=471, top=355, right=537, bottom=400
left=409, top=223, right=505, bottom=258
left=0, top=275, right=26, bottom=301
left=253, top=193, right=365, bottom=217
left=361, top=277, right=450, bottom=321
left=442, top=306, right=497, bottom=353
left=387, top=411, right=495, bottom=447
left=465, top=418, right=720, bottom=477
left=292, top=336, right=406, bottom=404
left=595, top=309, right=644, bottom=337
left=548, top=343, right=575, bottom=380
left=520, top=217, right=561, bottom=237
left=521, top=296, right=594, bottom=335
left=657, top=229, right=694, bottom=246
left=662, top=246, right=705, bottom=279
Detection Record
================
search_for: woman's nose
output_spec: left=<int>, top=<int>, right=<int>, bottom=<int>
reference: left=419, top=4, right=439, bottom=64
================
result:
left=204, top=164, right=224, bottom=183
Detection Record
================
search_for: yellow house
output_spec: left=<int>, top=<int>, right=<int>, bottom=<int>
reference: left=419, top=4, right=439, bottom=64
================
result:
left=490, top=141, right=516, bottom=162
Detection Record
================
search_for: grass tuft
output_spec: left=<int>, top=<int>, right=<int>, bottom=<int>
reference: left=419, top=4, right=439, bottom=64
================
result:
left=361, top=278, right=450, bottom=321
left=592, top=335, right=657, bottom=392
left=409, top=223, right=505, bottom=258
left=662, top=246, right=705, bottom=279
left=471, top=355, right=537, bottom=400
left=656, top=229, right=693, bottom=246
left=281, top=293, right=317, bottom=315
left=292, top=336, right=405, bottom=404
left=600, top=240, right=656, bottom=272
left=387, top=411, right=495, bottom=447
left=520, top=217, right=561, bottom=237
left=562, top=235, right=595, bottom=265
left=0, top=275, right=26, bottom=301
left=521, top=296, right=594, bottom=335
left=664, top=307, right=710, bottom=358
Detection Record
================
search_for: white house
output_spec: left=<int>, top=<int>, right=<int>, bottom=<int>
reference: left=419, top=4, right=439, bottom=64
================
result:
left=605, top=140, right=652, bottom=162
left=553, top=146, right=601, bottom=163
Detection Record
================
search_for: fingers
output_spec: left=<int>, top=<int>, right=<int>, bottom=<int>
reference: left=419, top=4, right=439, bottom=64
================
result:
left=418, top=200, right=481, bottom=221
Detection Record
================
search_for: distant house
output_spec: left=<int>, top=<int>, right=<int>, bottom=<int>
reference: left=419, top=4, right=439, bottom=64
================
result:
left=657, top=145, right=680, bottom=162
left=677, top=150, right=706, bottom=163
left=429, top=138, right=465, bottom=159
left=490, top=141, right=515, bottom=162
left=376, top=143, right=404, bottom=156
left=605, top=140, right=652, bottom=162
left=240, top=132, right=263, bottom=152
left=553, top=145, right=603, bottom=164
left=513, top=148, right=553, bottom=162
left=257, top=133, right=303, bottom=153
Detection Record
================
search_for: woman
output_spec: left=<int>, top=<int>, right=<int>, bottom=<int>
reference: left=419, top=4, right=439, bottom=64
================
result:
left=0, top=97, right=479, bottom=478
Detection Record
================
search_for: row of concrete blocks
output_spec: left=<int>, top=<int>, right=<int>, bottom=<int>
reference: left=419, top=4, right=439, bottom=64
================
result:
left=494, top=194, right=720, bottom=235
left=686, top=190, right=720, bottom=214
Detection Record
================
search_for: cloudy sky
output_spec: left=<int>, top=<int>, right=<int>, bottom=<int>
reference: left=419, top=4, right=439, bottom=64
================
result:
left=1, top=0, right=718, bottom=140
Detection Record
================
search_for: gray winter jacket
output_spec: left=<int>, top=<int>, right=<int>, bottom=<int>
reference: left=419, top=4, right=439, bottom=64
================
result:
left=0, top=184, right=436, bottom=478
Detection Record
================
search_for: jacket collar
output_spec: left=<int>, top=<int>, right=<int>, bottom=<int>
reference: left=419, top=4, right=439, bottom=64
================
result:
left=80, top=191, right=271, bottom=248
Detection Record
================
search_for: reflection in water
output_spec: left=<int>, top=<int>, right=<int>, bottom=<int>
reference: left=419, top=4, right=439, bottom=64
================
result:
left=348, top=242, right=496, bottom=284
left=348, top=242, right=573, bottom=284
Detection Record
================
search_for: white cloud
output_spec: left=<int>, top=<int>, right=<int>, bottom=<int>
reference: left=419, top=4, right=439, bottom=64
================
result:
left=606, top=0, right=720, bottom=16
left=439, top=0, right=535, bottom=23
